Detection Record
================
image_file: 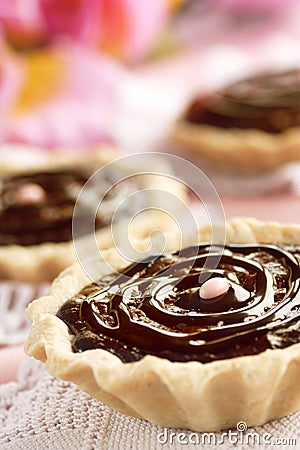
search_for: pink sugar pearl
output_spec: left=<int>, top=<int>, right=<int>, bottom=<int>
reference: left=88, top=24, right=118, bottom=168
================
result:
left=16, top=183, right=46, bottom=204
left=199, top=277, right=230, bottom=300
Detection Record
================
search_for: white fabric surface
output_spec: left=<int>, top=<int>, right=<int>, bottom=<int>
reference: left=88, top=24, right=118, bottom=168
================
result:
left=0, top=282, right=49, bottom=346
left=0, top=358, right=299, bottom=450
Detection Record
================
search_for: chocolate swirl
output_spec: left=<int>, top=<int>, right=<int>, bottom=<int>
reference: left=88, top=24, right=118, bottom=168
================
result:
left=57, top=244, right=300, bottom=363
left=0, top=167, right=134, bottom=246
left=185, top=69, right=300, bottom=133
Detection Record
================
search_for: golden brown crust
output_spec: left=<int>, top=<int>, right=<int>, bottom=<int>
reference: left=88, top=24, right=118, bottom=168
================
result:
left=0, top=216, right=166, bottom=282
left=172, top=119, right=300, bottom=173
left=0, top=145, right=117, bottom=175
left=25, top=217, right=300, bottom=431
left=0, top=146, right=186, bottom=282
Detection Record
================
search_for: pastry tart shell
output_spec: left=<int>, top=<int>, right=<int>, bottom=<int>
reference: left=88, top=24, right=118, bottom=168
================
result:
left=0, top=146, right=185, bottom=282
left=25, top=218, right=300, bottom=431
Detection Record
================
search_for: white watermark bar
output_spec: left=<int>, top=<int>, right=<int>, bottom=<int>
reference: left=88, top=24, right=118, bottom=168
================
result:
left=157, top=422, right=297, bottom=446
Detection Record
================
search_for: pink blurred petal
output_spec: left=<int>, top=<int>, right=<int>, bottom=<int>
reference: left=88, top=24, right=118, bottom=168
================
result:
left=0, top=0, right=46, bottom=46
left=0, top=39, right=25, bottom=141
left=41, top=0, right=168, bottom=61
left=121, top=0, right=168, bottom=61
left=4, top=44, right=125, bottom=149
left=41, top=0, right=86, bottom=38
left=0, top=54, right=24, bottom=115
left=0, top=0, right=43, bottom=26
left=0, top=0, right=170, bottom=61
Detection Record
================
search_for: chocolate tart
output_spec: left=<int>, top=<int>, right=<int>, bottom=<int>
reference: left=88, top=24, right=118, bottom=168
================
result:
left=25, top=218, right=300, bottom=432
left=0, top=146, right=184, bottom=282
left=172, top=69, right=300, bottom=173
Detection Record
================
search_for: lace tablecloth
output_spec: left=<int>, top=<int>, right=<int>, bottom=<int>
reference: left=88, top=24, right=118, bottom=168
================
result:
left=0, top=358, right=299, bottom=450
left=0, top=282, right=49, bottom=348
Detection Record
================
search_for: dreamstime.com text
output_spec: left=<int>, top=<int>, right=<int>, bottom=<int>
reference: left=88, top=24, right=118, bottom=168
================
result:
left=157, top=422, right=297, bottom=446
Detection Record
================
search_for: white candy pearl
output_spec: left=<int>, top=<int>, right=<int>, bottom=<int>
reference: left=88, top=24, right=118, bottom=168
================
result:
left=199, top=277, right=230, bottom=300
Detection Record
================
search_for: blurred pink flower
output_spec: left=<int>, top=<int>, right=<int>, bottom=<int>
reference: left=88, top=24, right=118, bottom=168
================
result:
left=0, top=0, right=46, bottom=49
left=0, top=35, right=25, bottom=142
left=0, top=0, right=168, bottom=61
left=212, top=0, right=299, bottom=13
left=2, top=44, right=126, bottom=149
left=42, top=0, right=168, bottom=61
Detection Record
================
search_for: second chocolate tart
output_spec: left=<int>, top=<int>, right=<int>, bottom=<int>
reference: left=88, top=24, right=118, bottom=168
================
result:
left=172, top=69, right=300, bottom=172
left=0, top=146, right=185, bottom=282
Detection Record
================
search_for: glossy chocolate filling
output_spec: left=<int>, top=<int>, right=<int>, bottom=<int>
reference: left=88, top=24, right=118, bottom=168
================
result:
left=57, top=244, right=300, bottom=363
left=0, top=167, right=132, bottom=246
left=185, top=69, right=300, bottom=133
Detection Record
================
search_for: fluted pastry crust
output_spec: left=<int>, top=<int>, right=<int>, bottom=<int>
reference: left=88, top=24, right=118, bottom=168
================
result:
left=25, top=218, right=300, bottom=431
left=172, top=120, right=300, bottom=173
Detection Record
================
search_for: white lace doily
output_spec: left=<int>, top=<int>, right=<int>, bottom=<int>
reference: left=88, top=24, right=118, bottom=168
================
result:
left=0, top=358, right=299, bottom=450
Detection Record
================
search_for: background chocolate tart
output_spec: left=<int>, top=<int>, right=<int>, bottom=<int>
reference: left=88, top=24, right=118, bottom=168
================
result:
left=172, top=69, right=300, bottom=173
left=25, top=218, right=300, bottom=432
left=0, top=145, right=185, bottom=282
